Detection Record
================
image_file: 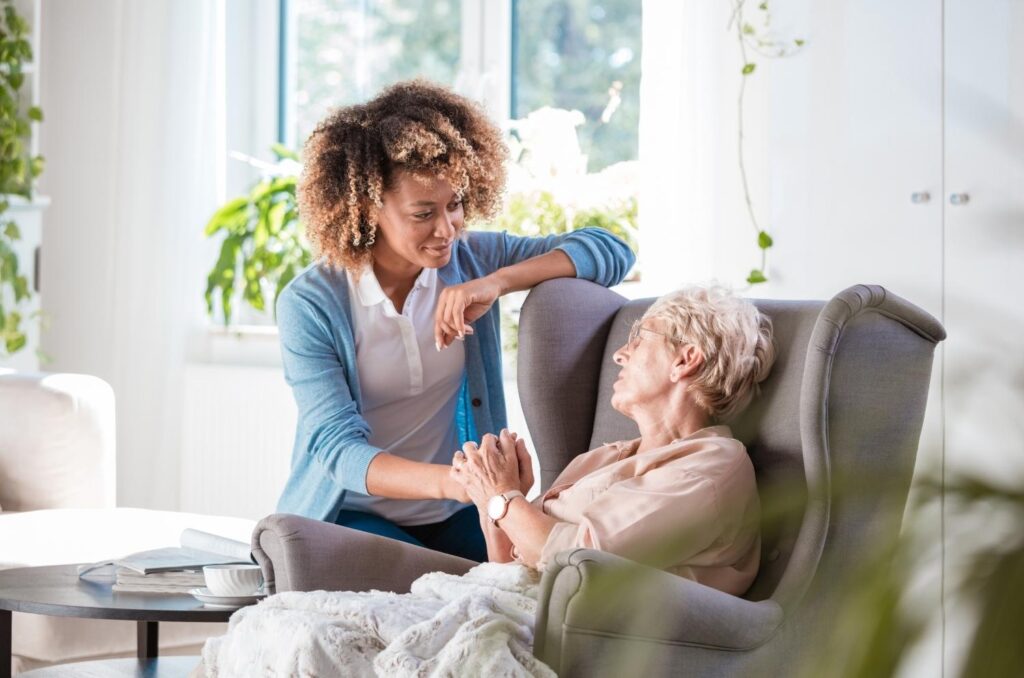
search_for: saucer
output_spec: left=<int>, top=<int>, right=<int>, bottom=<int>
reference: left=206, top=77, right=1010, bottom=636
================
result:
left=189, top=587, right=266, bottom=609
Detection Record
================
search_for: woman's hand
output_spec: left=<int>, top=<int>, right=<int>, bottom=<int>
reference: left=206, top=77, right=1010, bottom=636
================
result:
left=450, top=430, right=522, bottom=507
left=441, top=472, right=472, bottom=503
left=434, top=275, right=503, bottom=350
left=512, top=433, right=535, bottom=497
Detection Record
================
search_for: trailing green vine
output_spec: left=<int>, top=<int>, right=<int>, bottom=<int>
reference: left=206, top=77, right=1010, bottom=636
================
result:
left=729, top=0, right=802, bottom=285
left=0, top=0, right=44, bottom=356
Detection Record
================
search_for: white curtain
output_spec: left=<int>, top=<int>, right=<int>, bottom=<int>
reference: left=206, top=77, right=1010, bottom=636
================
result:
left=40, top=0, right=225, bottom=509
left=638, top=0, right=770, bottom=293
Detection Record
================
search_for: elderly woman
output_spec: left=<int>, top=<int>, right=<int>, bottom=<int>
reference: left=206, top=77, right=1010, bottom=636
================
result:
left=452, top=284, right=775, bottom=595
left=199, top=286, right=774, bottom=676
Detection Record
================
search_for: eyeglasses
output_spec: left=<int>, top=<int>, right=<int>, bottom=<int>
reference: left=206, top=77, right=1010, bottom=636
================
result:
left=626, top=319, right=687, bottom=348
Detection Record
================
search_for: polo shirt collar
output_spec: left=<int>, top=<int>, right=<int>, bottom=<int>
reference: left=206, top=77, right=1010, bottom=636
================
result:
left=351, top=267, right=387, bottom=307
left=351, top=265, right=436, bottom=308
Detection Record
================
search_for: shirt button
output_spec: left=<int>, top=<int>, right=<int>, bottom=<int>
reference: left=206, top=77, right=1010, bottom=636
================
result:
left=471, top=397, right=482, bottom=407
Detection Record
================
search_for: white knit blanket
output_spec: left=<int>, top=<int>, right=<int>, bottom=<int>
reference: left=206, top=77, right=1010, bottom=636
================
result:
left=200, top=562, right=556, bottom=677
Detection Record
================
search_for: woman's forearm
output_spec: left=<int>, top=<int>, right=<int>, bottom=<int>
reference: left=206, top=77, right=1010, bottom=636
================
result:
left=495, top=496, right=559, bottom=568
left=480, top=516, right=516, bottom=563
left=490, top=249, right=576, bottom=295
left=365, top=452, right=464, bottom=500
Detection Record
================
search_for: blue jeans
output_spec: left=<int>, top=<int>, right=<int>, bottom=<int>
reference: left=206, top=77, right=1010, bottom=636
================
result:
left=334, top=505, right=488, bottom=562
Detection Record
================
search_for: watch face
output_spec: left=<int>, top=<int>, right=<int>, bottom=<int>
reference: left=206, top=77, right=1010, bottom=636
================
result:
left=487, top=494, right=506, bottom=521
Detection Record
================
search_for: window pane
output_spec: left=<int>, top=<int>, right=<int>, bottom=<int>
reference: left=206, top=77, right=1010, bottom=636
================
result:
left=513, top=0, right=641, bottom=171
left=291, top=0, right=461, bottom=147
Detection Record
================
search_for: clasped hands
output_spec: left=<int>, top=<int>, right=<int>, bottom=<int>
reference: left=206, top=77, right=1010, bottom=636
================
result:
left=450, top=429, right=534, bottom=510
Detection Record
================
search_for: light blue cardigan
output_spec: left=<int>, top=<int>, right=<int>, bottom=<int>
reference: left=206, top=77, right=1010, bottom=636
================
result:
left=275, top=227, right=635, bottom=522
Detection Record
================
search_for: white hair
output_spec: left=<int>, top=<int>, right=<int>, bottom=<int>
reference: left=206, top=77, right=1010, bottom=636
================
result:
left=643, top=285, right=776, bottom=421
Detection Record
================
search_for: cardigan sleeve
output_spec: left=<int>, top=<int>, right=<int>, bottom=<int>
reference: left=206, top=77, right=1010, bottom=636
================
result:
left=276, top=285, right=382, bottom=494
left=468, top=227, right=635, bottom=287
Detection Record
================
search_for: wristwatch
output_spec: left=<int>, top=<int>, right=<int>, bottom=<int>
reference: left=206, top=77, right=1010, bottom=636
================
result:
left=487, top=490, right=524, bottom=525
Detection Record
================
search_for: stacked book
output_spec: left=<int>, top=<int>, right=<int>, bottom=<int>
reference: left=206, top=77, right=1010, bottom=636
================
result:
left=113, top=568, right=207, bottom=594
left=78, top=528, right=254, bottom=595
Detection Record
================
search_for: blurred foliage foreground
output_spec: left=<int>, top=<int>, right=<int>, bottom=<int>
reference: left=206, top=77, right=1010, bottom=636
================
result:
left=203, top=108, right=638, bottom=327
left=533, top=466, right=1023, bottom=677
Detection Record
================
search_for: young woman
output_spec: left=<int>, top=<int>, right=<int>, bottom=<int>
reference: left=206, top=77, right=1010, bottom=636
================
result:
left=275, top=80, right=635, bottom=561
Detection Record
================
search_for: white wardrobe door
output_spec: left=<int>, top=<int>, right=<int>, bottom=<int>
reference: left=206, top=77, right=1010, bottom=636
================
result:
left=762, top=0, right=944, bottom=316
left=943, top=0, right=1024, bottom=482
left=943, top=0, right=1024, bottom=673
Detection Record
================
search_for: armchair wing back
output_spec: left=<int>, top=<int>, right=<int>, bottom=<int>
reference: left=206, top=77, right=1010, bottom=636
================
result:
left=517, top=280, right=945, bottom=676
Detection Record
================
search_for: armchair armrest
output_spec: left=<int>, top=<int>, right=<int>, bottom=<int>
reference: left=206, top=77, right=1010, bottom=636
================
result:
left=535, top=548, right=783, bottom=668
left=251, top=513, right=477, bottom=594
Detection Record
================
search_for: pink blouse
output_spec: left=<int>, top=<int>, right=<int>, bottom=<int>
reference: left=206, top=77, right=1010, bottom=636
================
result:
left=530, top=425, right=760, bottom=596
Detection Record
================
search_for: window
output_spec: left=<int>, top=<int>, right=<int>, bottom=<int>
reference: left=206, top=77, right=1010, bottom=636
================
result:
left=283, top=0, right=463, bottom=150
left=280, top=0, right=641, bottom=173
left=512, top=0, right=641, bottom=171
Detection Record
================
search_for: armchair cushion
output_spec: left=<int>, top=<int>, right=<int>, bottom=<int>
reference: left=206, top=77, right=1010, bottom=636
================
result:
left=0, top=371, right=115, bottom=511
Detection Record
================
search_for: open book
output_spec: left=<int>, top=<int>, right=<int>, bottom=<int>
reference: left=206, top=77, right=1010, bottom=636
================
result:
left=77, top=528, right=254, bottom=577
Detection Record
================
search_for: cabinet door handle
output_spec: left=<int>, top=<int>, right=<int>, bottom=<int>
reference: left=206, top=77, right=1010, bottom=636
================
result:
left=911, top=192, right=931, bottom=204
left=949, top=193, right=970, bottom=205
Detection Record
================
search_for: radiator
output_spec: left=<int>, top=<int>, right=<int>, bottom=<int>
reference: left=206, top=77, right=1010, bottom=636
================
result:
left=180, top=364, right=295, bottom=520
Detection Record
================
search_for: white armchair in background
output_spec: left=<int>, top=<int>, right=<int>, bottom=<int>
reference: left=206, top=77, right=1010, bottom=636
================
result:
left=0, top=370, right=254, bottom=674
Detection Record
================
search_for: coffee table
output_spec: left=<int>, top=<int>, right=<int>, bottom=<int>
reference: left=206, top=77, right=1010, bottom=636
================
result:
left=0, top=564, right=244, bottom=678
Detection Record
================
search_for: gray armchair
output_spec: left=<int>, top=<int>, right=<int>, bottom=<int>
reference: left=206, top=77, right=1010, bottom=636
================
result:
left=252, top=280, right=945, bottom=677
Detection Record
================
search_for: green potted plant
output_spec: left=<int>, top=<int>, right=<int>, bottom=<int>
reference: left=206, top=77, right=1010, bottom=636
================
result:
left=0, top=0, right=44, bottom=356
left=203, top=144, right=310, bottom=326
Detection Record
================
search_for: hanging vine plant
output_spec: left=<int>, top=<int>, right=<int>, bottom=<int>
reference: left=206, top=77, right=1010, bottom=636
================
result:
left=0, top=0, right=44, bottom=356
left=729, top=0, right=803, bottom=285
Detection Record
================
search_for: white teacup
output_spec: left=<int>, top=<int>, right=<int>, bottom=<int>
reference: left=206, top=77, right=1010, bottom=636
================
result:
left=203, top=563, right=264, bottom=597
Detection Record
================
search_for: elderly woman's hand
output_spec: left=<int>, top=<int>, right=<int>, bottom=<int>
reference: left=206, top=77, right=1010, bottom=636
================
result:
left=451, top=430, right=524, bottom=507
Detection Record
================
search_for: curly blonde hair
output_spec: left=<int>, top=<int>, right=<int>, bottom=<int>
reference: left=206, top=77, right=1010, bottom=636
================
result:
left=643, top=286, right=776, bottom=421
left=297, top=79, right=509, bottom=270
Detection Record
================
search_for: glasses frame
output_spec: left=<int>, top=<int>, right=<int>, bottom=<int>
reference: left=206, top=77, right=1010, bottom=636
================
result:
left=626, top=318, right=688, bottom=348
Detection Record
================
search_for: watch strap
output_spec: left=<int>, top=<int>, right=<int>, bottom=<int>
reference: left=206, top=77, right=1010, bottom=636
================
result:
left=491, top=490, right=525, bottom=524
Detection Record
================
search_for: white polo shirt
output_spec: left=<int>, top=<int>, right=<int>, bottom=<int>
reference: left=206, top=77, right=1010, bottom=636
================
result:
left=343, top=265, right=466, bottom=526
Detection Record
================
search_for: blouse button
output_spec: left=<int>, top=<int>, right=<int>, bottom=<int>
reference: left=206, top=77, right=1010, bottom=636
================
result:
left=471, top=397, right=482, bottom=407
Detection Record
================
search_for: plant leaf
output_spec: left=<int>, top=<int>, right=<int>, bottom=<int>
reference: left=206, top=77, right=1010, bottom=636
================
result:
left=13, top=275, right=28, bottom=301
left=747, top=269, right=768, bottom=284
left=204, top=196, right=249, bottom=236
left=5, top=331, right=26, bottom=354
left=742, top=63, right=757, bottom=75
left=270, top=143, right=300, bottom=161
left=758, top=230, right=774, bottom=249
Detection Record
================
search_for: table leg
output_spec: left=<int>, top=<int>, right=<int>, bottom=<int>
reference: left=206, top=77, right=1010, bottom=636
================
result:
left=137, top=620, right=159, bottom=659
left=1, top=609, right=11, bottom=678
